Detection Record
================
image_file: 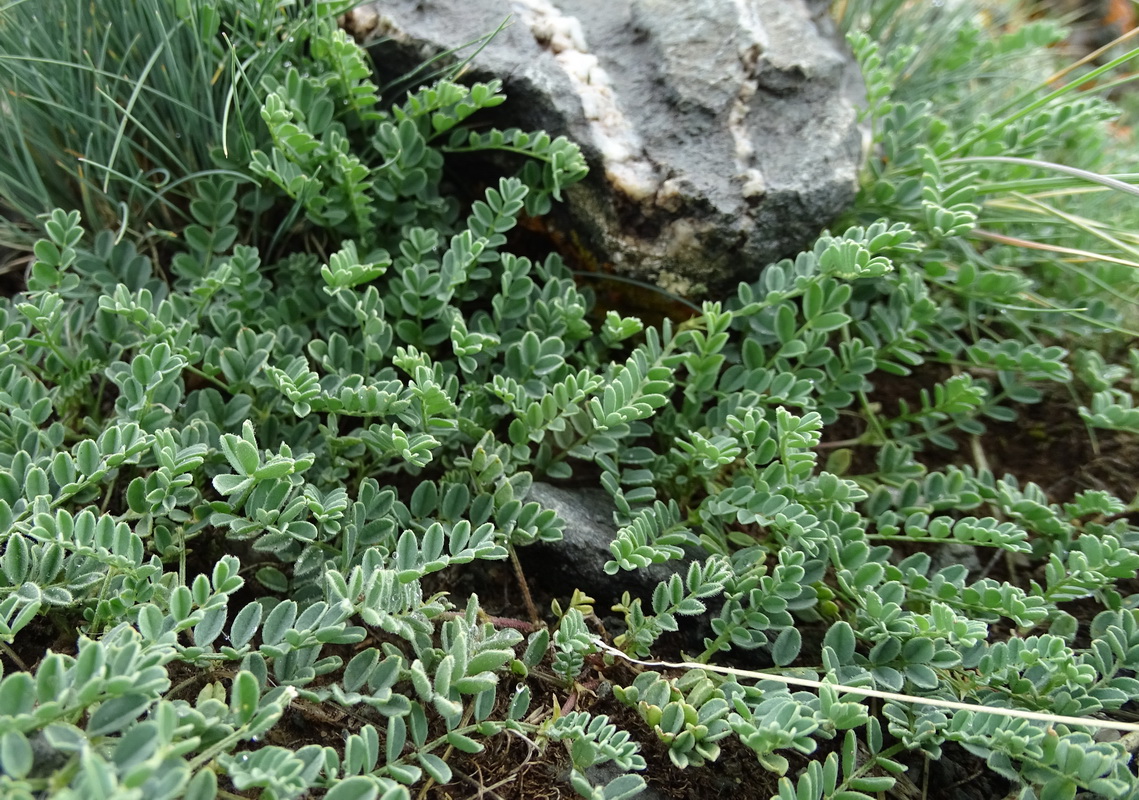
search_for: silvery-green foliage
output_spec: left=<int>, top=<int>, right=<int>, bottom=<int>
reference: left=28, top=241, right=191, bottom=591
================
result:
left=771, top=726, right=903, bottom=800
left=612, top=669, right=732, bottom=769
left=547, top=711, right=647, bottom=800
left=1079, top=389, right=1139, bottom=435
left=604, top=499, right=697, bottom=573
left=552, top=607, right=595, bottom=685
left=612, top=556, right=732, bottom=659
left=0, top=2, right=627, bottom=797
left=3, top=0, right=1139, bottom=798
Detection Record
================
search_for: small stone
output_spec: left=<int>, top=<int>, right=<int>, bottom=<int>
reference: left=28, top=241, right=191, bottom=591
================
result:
left=519, top=482, right=686, bottom=608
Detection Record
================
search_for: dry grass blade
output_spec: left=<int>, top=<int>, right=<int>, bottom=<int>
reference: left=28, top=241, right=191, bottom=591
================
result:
left=972, top=229, right=1139, bottom=271
left=593, top=640, right=1139, bottom=733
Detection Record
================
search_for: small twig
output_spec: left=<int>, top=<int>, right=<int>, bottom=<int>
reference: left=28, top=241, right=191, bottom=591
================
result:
left=0, top=640, right=27, bottom=671
left=972, top=228, right=1139, bottom=270
left=453, top=764, right=511, bottom=800
left=419, top=706, right=474, bottom=799
left=508, top=542, right=541, bottom=626
left=584, top=613, right=611, bottom=641
left=455, top=732, right=537, bottom=800
left=440, top=610, right=539, bottom=633
left=966, top=416, right=1022, bottom=587
left=1043, top=24, right=1139, bottom=90
left=942, top=766, right=987, bottom=795
left=816, top=436, right=867, bottom=450
left=1002, top=548, right=1021, bottom=589
left=977, top=547, right=1005, bottom=581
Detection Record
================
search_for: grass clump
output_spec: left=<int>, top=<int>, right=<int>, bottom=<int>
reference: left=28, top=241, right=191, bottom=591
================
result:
left=0, top=0, right=321, bottom=250
left=0, top=1, right=1138, bottom=799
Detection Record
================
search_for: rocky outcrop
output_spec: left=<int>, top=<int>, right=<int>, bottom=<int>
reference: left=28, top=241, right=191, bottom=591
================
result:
left=346, top=0, right=865, bottom=296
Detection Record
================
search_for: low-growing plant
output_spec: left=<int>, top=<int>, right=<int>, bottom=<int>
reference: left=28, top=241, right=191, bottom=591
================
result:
left=1, top=1, right=1139, bottom=799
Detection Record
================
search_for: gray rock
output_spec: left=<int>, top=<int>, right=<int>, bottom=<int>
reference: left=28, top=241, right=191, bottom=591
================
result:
left=345, top=0, right=865, bottom=296
left=517, top=482, right=683, bottom=607
left=579, top=763, right=670, bottom=800
left=27, top=730, right=71, bottom=779
left=929, top=541, right=983, bottom=578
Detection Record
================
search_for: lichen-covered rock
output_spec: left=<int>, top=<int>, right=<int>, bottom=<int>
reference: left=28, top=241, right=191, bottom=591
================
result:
left=346, top=0, right=865, bottom=296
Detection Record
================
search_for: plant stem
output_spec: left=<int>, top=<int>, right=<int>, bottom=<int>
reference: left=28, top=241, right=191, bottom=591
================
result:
left=508, top=542, right=540, bottom=626
left=0, top=640, right=27, bottom=671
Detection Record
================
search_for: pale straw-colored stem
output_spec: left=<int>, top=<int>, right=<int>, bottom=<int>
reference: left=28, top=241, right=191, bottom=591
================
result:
left=592, top=639, right=1139, bottom=733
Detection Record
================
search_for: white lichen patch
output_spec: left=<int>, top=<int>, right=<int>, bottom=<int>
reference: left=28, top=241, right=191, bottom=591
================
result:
left=655, top=178, right=686, bottom=213
left=738, top=168, right=767, bottom=199
left=342, top=5, right=408, bottom=45
left=655, top=269, right=697, bottom=298
left=510, top=0, right=659, bottom=201
left=728, top=0, right=767, bottom=199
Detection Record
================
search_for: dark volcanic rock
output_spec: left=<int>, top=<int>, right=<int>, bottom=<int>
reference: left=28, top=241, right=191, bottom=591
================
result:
left=516, top=482, right=683, bottom=608
left=345, top=0, right=865, bottom=297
